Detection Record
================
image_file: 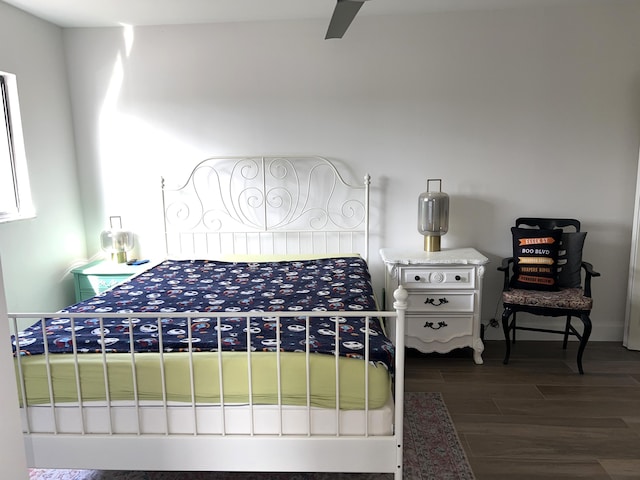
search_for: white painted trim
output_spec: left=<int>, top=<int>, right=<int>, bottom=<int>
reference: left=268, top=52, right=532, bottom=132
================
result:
left=624, top=149, right=640, bottom=350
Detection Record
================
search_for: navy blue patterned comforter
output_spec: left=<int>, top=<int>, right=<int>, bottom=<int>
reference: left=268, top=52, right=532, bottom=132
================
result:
left=14, top=258, right=394, bottom=369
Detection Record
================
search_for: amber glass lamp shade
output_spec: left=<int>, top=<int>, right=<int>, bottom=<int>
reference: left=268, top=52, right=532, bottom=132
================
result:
left=417, top=179, right=449, bottom=252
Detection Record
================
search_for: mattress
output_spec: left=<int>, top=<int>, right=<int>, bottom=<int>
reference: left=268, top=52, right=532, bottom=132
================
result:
left=16, top=351, right=391, bottom=409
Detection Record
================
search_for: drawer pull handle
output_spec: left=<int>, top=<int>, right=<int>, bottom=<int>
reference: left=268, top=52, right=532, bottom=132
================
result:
left=424, top=321, right=448, bottom=330
left=414, top=275, right=421, bottom=281
left=455, top=275, right=461, bottom=281
left=424, top=297, right=448, bottom=307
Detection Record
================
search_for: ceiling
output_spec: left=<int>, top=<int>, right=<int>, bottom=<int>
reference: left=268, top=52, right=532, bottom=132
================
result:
left=3, top=0, right=596, bottom=28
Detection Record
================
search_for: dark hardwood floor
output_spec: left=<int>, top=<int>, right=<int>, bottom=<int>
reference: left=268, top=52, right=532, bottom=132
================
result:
left=404, top=340, right=640, bottom=480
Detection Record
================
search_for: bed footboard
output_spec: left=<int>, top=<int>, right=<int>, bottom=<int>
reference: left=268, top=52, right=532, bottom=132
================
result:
left=12, top=286, right=408, bottom=478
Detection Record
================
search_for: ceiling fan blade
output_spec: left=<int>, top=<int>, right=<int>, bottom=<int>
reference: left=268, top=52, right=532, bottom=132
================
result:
left=325, top=0, right=365, bottom=39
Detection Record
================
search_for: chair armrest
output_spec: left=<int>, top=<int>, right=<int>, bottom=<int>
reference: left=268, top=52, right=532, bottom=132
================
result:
left=498, top=257, right=514, bottom=291
left=581, top=261, right=600, bottom=298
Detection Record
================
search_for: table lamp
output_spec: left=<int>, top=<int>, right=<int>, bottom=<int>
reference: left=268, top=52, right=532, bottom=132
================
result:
left=100, top=216, right=134, bottom=263
left=417, top=179, right=449, bottom=252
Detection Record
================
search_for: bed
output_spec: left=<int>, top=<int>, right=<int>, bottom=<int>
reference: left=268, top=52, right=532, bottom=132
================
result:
left=8, top=156, right=408, bottom=478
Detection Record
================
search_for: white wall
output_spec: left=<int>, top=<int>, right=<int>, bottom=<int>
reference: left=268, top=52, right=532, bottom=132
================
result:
left=62, top=1, right=640, bottom=342
left=0, top=1, right=85, bottom=312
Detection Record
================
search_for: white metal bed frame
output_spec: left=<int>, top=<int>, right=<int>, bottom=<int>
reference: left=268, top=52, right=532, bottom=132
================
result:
left=9, top=156, right=408, bottom=478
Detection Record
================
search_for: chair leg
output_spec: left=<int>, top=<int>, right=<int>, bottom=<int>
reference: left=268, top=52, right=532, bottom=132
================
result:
left=562, top=315, right=571, bottom=349
left=576, top=313, right=592, bottom=375
left=502, top=306, right=514, bottom=365
left=511, top=312, right=517, bottom=344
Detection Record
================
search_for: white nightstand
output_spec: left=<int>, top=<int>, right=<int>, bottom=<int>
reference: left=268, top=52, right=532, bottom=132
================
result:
left=380, top=247, right=489, bottom=364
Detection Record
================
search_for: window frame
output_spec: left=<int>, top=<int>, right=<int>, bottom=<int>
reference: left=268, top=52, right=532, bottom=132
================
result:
left=0, top=71, right=34, bottom=223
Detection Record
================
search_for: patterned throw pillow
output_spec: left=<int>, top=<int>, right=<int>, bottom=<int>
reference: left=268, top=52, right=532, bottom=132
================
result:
left=510, top=227, right=562, bottom=291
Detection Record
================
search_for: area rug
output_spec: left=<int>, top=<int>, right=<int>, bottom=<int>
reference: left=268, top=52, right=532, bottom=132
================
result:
left=29, top=392, right=474, bottom=480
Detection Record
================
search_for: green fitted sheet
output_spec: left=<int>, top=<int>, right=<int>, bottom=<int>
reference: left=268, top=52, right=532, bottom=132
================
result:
left=15, top=351, right=391, bottom=410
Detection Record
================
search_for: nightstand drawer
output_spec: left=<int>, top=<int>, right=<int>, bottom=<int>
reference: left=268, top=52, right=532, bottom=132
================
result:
left=407, top=315, right=474, bottom=342
left=401, top=267, right=475, bottom=289
left=76, top=274, right=131, bottom=293
left=78, top=289, right=101, bottom=301
left=406, top=291, right=474, bottom=313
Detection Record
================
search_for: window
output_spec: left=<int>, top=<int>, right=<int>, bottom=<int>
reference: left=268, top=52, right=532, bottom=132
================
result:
left=0, top=71, right=34, bottom=223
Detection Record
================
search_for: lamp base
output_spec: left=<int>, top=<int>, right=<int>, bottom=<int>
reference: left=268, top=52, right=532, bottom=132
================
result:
left=424, top=236, right=441, bottom=252
left=111, top=251, right=128, bottom=264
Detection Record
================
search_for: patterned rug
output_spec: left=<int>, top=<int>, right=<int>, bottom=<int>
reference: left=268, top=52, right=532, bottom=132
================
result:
left=29, top=392, right=474, bottom=480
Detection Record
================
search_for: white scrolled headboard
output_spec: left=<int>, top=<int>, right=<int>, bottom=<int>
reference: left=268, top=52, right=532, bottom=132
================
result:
left=162, top=156, right=371, bottom=261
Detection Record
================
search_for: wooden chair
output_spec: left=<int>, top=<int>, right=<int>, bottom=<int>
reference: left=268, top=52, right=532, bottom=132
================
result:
left=498, top=218, right=600, bottom=374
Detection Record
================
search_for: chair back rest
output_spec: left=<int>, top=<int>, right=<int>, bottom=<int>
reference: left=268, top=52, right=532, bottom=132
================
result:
left=515, top=217, right=580, bottom=233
